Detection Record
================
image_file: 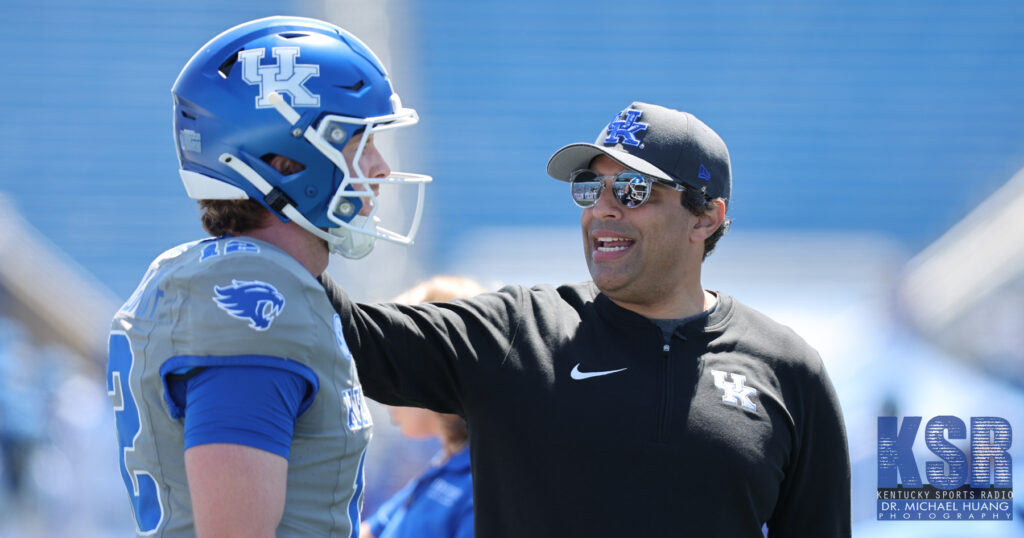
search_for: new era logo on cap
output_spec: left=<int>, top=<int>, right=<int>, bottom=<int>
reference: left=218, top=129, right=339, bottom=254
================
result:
left=698, top=164, right=711, bottom=181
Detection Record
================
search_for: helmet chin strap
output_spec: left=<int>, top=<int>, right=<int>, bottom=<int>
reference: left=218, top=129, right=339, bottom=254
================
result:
left=333, top=215, right=378, bottom=259
left=218, top=153, right=377, bottom=259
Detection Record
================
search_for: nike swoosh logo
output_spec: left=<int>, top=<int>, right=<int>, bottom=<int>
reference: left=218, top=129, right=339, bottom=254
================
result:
left=570, top=363, right=628, bottom=380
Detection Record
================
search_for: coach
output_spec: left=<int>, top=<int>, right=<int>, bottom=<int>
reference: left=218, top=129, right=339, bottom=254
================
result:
left=324, top=102, right=851, bottom=537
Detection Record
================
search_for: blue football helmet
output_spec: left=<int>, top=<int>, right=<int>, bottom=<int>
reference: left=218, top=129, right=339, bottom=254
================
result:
left=171, top=16, right=431, bottom=258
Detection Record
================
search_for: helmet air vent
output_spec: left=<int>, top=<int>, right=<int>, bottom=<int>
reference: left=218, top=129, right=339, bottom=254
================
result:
left=336, top=80, right=365, bottom=92
left=260, top=154, right=306, bottom=176
left=217, top=49, right=244, bottom=79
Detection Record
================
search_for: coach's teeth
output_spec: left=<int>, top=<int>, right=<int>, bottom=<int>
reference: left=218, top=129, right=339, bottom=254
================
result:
left=596, top=236, right=633, bottom=252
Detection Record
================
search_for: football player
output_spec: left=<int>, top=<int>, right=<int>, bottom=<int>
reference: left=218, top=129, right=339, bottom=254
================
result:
left=106, top=16, right=429, bottom=536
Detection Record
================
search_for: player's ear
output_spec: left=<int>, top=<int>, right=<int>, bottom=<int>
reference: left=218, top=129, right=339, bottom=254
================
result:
left=690, top=199, right=726, bottom=243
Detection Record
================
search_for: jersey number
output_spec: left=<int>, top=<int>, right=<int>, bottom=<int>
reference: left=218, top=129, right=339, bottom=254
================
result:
left=108, top=331, right=164, bottom=534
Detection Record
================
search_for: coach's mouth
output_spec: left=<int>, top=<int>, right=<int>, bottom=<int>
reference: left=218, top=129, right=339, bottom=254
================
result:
left=591, top=232, right=635, bottom=261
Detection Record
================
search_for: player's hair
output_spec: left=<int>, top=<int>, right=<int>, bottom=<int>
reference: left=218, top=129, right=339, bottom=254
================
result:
left=198, top=199, right=268, bottom=237
left=680, top=187, right=730, bottom=260
left=197, top=154, right=303, bottom=237
left=392, top=275, right=489, bottom=446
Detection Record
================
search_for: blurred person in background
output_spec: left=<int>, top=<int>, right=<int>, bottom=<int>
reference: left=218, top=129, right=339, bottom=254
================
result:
left=323, top=102, right=850, bottom=537
left=361, top=276, right=486, bottom=538
left=106, top=16, right=430, bottom=537
left=0, top=318, right=52, bottom=504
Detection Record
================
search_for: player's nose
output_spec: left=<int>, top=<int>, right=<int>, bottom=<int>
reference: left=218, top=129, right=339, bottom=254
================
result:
left=359, top=143, right=391, bottom=179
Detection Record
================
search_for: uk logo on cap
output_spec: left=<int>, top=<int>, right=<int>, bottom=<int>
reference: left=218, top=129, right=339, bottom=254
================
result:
left=604, top=108, right=648, bottom=147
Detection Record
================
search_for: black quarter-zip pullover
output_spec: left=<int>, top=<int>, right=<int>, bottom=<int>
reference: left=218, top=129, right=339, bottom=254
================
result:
left=323, top=278, right=851, bottom=537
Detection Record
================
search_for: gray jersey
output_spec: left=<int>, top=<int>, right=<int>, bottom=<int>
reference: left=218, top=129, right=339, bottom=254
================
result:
left=107, top=237, right=372, bottom=537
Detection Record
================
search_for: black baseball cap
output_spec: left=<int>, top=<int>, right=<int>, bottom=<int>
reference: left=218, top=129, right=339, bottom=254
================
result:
left=546, top=102, right=731, bottom=204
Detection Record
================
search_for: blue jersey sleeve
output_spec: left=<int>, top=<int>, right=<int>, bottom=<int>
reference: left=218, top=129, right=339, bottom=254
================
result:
left=168, top=365, right=313, bottom=459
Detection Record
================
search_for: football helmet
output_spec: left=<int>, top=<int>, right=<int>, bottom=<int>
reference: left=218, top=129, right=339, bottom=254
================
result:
left=623, top=175, right=649, bottom=206
left=172, top=16, right=431, bottom=258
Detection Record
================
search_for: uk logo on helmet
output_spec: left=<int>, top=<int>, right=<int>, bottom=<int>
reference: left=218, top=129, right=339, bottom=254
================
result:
left=239, top=47, right=320, bottom=109
left=604, top=108, right=649, bottom=147
left=212, top=280, right=286, bottom=331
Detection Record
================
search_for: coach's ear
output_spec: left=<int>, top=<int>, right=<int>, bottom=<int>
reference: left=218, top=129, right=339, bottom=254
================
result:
left=690, top=198, right=727, bottom=243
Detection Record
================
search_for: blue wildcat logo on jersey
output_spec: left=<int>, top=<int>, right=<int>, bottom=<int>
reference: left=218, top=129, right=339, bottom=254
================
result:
left=212, top=280, right=286, bottom=331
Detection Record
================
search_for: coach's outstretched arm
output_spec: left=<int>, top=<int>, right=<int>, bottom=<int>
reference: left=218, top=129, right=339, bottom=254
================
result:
left=321, top=274, right=532, bottom=412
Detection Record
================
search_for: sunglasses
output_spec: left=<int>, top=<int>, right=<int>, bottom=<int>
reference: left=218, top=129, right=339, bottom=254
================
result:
left=569, top=169, right=685, bottom=209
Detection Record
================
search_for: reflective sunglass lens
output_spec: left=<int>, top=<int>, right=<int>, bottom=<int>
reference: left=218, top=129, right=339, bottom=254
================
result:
left=571, top=181, right=602, bottom=207
left=569, top=171, right=653, bottom=209
left=611, top=175, right=650, bottom=208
